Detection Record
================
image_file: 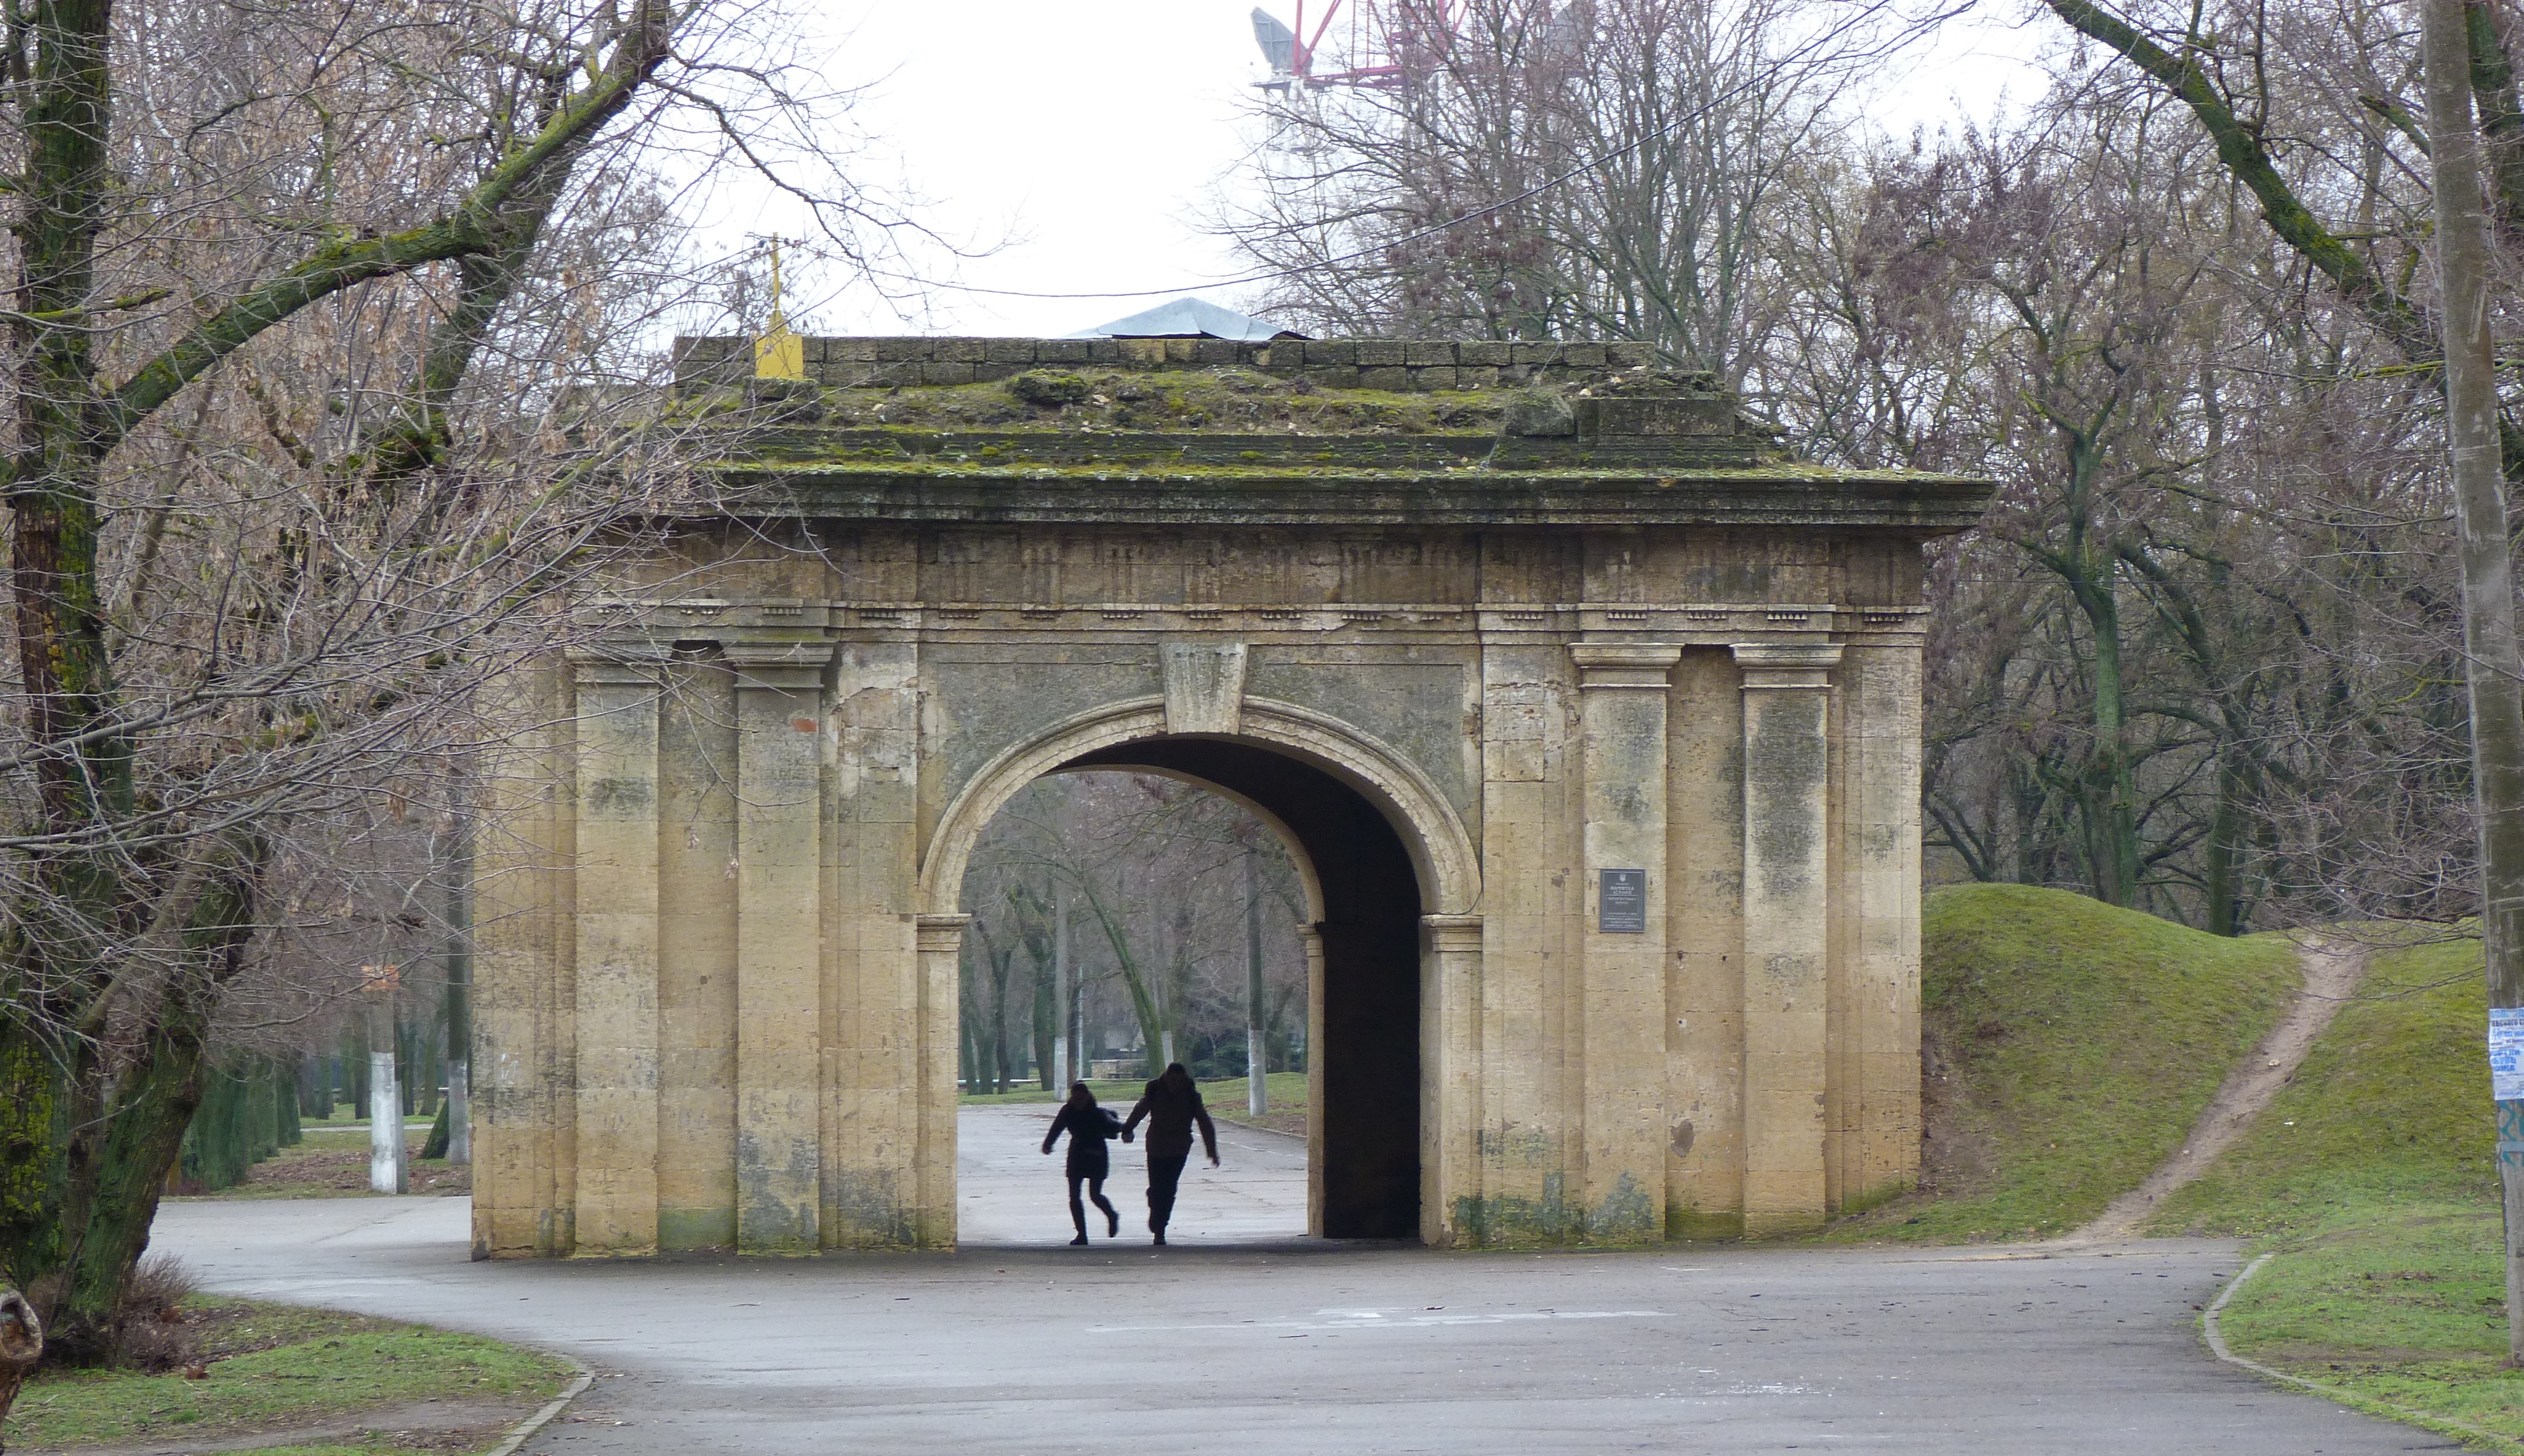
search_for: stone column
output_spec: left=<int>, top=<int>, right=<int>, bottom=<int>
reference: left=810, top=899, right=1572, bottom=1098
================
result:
left=1733, top=643, right=1842, bottom=1235
left=1570, top=642, right=1681, bottom=1242
left=1420, top=913, right=1484, bottom=1246
left=729, top=646, right=830, bottom=1253
left=1299, top=924, right=1328, bottom=1237
left=915, top=914, right=970, bottom=1249
left=568, top=647, right=664, bottom=1256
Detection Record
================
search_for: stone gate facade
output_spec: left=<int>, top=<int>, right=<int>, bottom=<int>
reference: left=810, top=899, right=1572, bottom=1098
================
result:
left=471, top=336, right=1991, bottom=1257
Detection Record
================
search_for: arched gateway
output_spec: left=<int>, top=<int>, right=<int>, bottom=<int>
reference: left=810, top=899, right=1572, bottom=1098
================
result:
left=471, top=336, right=1991, bottom=1258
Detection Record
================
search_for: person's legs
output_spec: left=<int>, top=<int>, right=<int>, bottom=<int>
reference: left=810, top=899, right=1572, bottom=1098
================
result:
left=1087, top=1174, right=1118, bottom=1238
left=1066, top=1174, right=1089, bottom=1244
left=1146, top=1152, right=1188, bottom=1242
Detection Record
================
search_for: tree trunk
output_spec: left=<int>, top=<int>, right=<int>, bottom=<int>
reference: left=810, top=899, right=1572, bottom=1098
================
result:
left=365, top=995, right=405, bottom=1196
left=1246, top=845, right=1267, bottom=1114
left=0, top=1287, right=42, bottom=1451
left=443, top=816, right=472, bottom=1165
left=2423, top=0, right=2524, bottom=1364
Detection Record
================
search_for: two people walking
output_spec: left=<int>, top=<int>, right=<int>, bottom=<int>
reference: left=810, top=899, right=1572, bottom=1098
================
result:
left=1039, top=1063, right=1221, bottom=1246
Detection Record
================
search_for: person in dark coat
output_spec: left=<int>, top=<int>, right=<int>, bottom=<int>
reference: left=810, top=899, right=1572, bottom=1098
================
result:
left=1120, top=1062, right=1218, bottom=1245
left=1041, top=1081, right=1122, bottom=1245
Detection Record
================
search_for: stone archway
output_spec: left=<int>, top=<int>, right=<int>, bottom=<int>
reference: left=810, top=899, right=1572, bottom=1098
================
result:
left=467, top=332, right=1991, bottom=1261
left=920, top=694, right=1484, bottom=1240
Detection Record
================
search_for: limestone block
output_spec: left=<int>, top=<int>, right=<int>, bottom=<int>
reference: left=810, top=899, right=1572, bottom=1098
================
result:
left=1160, top=639, right=1248, bottom=734
left=1359, top=367, right=1411, bottom=392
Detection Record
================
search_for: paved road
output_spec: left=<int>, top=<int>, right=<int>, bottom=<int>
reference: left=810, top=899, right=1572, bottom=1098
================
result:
left=147, top=1109, right=2450, bottom=1455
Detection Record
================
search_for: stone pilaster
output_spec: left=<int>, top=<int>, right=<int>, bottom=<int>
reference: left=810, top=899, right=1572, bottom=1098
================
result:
left=1845, top=638, right=1924, bottom=1207
left=471, top=658, right=571, bottom=1260
left=567, top=647, right=666, bottom=1255
left=1420, top=913, right=1484, bottom=1245
left=915, top=914, right=969, bottom=1249
left=1571, top=642, right=1681, bottom=1242
left=1734, top=643, right=1841, bottom=1235
left=825, top=638, right=924, bottom=1248
left=729, top=644, right=832, bottom=1253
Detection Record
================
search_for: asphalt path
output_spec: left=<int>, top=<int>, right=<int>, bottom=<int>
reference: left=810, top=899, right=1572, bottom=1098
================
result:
left=145, top=1107, right=2452, bottom=1455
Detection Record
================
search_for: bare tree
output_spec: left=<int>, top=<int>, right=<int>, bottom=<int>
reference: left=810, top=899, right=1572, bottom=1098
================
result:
left=0, top=0, right=902, bottom=1375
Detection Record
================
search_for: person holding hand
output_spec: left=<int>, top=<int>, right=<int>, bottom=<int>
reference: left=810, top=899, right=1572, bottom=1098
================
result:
left=1121, top=1062, right=1218, bottom=1247
left=1041, top=1081, right=1122, bottom=1245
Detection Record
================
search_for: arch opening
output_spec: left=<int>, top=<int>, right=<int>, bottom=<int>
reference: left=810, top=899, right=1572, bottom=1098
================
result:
left=1058, top=737, right=1422, bottom=1241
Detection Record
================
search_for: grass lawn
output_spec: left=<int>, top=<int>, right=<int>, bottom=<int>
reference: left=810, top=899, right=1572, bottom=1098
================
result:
left=2143, top=932, right=2523, bottom=1443
left=1824, top=883, right=2301, bottom=1243
left=1, top=1297, right=571, bottom=1452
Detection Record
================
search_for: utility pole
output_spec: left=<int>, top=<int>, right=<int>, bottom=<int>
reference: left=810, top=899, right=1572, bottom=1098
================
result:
left=364, top=968, right=408, bottom=1194
left=443, top=809, right=473, bottom=1165
left=1246, top=842, right=1267, bottom=1117
left=2421, top=0, right=2524, bottom=1362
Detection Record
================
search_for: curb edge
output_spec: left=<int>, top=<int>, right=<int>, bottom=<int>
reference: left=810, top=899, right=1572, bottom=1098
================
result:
left=2204, top=1250, right=2520, bottom=1453
left=482, top=1360, right=596, bottom=1456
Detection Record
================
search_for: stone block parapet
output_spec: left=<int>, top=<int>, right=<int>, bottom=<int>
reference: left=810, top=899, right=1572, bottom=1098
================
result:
left=673, top=334, right=1662, bottom=393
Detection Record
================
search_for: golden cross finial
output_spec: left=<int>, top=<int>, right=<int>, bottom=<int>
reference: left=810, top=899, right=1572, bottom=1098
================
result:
left=754, top=236, right=804, bottom=381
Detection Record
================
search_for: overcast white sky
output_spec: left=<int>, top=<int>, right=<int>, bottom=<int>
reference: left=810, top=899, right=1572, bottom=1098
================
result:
left=707, top=1, right=2056, bottom=341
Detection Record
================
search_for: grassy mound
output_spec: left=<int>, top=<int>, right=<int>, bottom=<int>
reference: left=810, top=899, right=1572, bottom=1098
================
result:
left=2146, top=933, right=2520, bottom=1441
left=1, top=1296, right=571, bottom=1452
left=1830, top=883, right=2300, bottom=1242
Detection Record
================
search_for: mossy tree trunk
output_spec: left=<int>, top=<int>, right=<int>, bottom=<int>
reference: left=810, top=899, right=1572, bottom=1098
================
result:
left=0, top=0, right=673, bottom=1364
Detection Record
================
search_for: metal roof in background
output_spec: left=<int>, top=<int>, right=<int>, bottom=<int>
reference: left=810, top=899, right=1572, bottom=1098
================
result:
left=1066, top=296, right=1304, bottom=341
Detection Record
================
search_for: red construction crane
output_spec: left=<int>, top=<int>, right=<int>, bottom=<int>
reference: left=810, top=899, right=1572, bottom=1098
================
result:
left=1251, top=1, right=1463, bottom=89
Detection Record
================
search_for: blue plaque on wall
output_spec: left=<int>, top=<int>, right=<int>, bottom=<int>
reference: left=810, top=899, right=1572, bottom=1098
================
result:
left=1598, top=868, right=1647, bottom=934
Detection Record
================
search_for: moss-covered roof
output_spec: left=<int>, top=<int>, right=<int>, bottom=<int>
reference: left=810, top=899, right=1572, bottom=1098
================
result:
left=670, top=345, right=1993, bottom=534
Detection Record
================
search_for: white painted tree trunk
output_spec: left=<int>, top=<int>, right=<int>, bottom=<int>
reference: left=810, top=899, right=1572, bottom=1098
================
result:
left=1247, top=845, right=1266, bottom=1117
left=1052, top=882, right=1071, bottom=1087
left=367, top=993, right=407, bottom=1194
left=368, top=1049, right=405, bottom=1194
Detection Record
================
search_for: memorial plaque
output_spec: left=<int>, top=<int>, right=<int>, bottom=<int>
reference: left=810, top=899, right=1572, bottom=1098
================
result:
left=1598, top=868, right=1647, bottom=934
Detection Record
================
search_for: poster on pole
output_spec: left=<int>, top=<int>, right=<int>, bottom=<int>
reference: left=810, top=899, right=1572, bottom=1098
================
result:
left=2491, top=1007, right=2524, bottom=1101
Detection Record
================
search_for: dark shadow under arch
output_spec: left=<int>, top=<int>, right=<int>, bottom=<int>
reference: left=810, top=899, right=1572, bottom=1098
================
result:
left=1061, top=735, right=1422, bottom=1240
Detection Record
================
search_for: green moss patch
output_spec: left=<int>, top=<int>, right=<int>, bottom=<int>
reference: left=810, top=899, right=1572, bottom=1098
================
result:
left=1827, top=883, right=2300, bottom=1243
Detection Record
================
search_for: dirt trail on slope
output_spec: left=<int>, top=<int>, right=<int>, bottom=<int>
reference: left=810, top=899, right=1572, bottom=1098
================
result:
left=2066, top=937, right=2367, bottom=1243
